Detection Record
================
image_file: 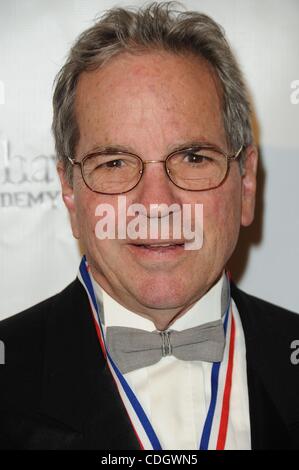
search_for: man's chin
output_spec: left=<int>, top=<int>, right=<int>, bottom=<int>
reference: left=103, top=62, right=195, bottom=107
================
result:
left=130, top=284, right=191, bottom=313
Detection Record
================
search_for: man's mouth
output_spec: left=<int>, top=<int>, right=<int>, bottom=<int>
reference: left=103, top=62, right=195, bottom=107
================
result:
left=135, top=242, right=183, bottom=248
left=127, top=241, right=185, bottom=255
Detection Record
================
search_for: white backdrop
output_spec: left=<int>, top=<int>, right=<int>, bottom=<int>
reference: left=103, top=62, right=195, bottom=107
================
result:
left=0, top=0, right=298, bottom=319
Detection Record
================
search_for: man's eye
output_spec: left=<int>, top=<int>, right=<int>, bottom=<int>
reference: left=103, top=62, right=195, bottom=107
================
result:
left=183, top=152, right=210, bottom=164
left=100, top=159, right=125, bottom=169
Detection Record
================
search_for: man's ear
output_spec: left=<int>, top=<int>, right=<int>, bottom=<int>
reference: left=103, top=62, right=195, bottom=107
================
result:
left=241, top=144, right=258, bottom=227
left=57, top=162, right=80, bottom=239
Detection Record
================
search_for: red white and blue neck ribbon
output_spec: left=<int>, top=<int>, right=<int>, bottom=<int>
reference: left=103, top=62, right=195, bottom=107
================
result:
left=78, top=255, right=236, bottom=450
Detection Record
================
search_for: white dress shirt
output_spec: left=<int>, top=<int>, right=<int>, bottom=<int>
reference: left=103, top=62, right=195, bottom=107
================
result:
left=90, top=272, right=251, bottom=450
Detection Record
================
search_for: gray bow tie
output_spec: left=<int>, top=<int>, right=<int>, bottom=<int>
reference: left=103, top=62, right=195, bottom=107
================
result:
left=106, top=320, right=226, bottom=374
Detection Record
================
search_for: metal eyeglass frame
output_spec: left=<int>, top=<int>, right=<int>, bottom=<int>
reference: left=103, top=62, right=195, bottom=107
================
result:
left=67, top=143, right=244, bottom=195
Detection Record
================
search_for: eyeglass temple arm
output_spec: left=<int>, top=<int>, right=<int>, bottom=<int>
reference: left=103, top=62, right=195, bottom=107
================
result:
left=228, top=145, right=244, bottom=161
left=67, top=156, right=80, bottom=166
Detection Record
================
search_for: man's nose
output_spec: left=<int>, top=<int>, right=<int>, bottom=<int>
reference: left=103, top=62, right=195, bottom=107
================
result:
left=134, top=160, right=181, bottom=213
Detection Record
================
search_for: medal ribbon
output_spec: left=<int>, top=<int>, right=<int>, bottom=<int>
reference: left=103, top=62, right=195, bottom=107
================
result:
left=78, top=255, right=235, bottom=450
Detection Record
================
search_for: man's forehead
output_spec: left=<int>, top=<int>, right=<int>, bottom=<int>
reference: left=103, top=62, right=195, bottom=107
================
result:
left=75, top=50, right=222, bottom=105
left=74, top=50, right=225, bottom=157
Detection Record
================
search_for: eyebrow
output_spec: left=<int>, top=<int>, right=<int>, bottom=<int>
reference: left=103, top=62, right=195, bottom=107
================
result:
left=86, top=144, right=137, bottom=155
left=84, top=139, right=216, bottom=157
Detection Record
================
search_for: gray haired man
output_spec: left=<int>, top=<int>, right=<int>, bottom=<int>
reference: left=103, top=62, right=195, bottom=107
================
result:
left=0, top=2, right=298, bottom=450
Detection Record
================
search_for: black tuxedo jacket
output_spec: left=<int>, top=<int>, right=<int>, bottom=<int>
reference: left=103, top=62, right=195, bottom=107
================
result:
left=0, top=279, right=299, bottom=450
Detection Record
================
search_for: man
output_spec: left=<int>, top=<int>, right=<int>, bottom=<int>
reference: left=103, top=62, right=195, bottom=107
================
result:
left=0, top=2, right=298, bottom=450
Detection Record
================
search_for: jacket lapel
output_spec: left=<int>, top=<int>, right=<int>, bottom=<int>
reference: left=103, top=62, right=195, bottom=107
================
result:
left=231, top=282, right=299, bottom=449
left=39, top=279, right=140, bottom=450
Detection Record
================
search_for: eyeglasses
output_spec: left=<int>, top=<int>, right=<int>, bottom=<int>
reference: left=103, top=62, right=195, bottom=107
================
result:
left=68, top=143, right=243, bottom=195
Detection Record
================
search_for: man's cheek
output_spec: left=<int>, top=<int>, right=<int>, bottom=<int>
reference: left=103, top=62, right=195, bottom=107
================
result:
left=202, top=196, right=239, bottom=246
left=94, top=239, right=122, bottom=264
left=75, top=204, right=98, bottom=246
left=201, top=196, right=227, bottom=231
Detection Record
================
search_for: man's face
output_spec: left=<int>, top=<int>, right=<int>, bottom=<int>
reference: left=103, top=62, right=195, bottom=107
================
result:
left=59, top=51, right=257, bottom=324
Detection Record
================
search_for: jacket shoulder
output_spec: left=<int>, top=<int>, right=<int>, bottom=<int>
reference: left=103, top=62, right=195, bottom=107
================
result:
left=0, top=280, right=81, bottom=337
left=0, top=279, right=84, bottom=384
left=231, top=282, right=299, bottom=332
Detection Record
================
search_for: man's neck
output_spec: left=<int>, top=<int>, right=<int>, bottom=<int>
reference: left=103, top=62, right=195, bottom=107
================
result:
left=89, top=267, right=225, bottom=331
